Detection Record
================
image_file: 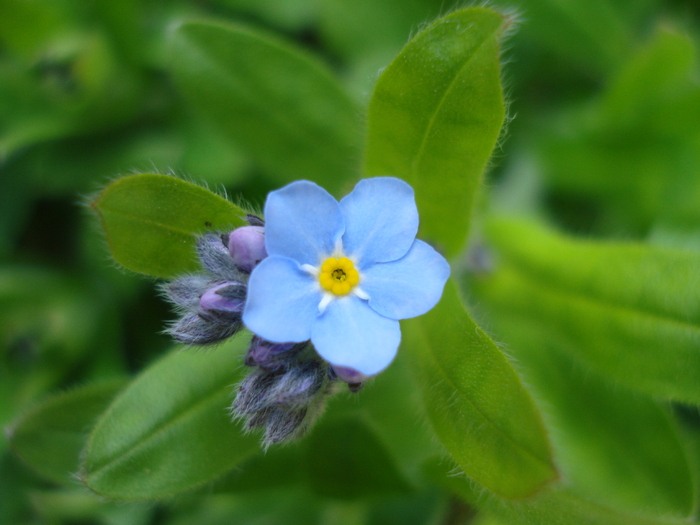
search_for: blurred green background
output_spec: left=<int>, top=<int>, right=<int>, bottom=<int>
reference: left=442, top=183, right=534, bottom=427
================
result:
left=2, top=0, right=700, bottom=523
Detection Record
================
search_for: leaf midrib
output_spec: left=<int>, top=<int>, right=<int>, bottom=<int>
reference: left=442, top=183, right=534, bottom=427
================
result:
left=86, top=379, right=230, bottom=478
left=408, top=22, right=497, bottom=182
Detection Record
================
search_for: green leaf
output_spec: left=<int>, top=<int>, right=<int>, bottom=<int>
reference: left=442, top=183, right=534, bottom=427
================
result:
left=404, top=280, right=557, bottom=499
left=515, top=0, right=633, bottom=75
left=8, top=379, right=126, bottom=485
left=304, top=415, right=411, bottom=499
left=170, top=21, right=361, bottom=196
left=426, top=458, right=688, bottom=525
left=364, top=7, right=509, bottom=257
left=29, top=488, right=152, bottom=525
left=82, top=337, right=259, bottom=500
left=538, top=27, right=700, bottom=231
left=601, top=26, right=696, bottom=128
left=467, top=310, right=694, bottom=516
left=90, top=173, right=246, bottom=279
left=477, top=218, right=700, bottom=403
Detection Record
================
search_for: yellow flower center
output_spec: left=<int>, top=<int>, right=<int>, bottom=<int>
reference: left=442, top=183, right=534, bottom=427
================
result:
left=319, top=257, right=359, bottom=296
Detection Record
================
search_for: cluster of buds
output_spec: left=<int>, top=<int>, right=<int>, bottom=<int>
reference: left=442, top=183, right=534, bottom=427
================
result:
left=161, top=215, right=365, bottom=446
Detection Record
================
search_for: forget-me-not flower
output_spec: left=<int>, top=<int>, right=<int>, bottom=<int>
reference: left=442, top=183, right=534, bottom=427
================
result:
left=243, top=177, right=451, bottom=377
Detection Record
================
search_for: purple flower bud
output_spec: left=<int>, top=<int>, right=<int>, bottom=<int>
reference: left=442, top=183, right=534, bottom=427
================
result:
left=228, top=226, right=267, bottom=272
left=331, top=365, right=369, bottom=386
left=197, top=233, right=241, bottom=281
left=199, top=282, right=245, bottom=315
left=167, top=311, right=241, bottom=345
left=269, top=361, right=325, bottom=407
left=264, top=407, right=307, bottom=445
left=245, top=336, right=300, bottom=370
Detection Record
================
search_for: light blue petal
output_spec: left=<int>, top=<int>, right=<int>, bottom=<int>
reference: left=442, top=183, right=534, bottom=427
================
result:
left=311, top=296, right=400, bottom=375
left=243, top=256, right=321, bottom=343
left=339, top=177, right=418, bottom=268
left=362, top=240, right=450, bottom=320
left=265, top=180, right=344, bottom=266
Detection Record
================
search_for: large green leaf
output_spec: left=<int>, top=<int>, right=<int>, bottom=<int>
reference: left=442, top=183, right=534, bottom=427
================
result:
left=90, top=173, right=246, bottom=279
left=82, top=337, right=259, bottom=500
left=170, top=21, right=361, bottom=196
left=404, top=280, right=556, bottom=499
left=8, top=379, right=125, bottom=485
left=469, top=310, right=694, bottom=516
left=476, top=218, right=700, bottom=403
left=364, top=7, right=508, bottom=257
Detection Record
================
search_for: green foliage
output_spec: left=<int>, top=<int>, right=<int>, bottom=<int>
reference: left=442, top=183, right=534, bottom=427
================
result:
left=473, top=218, right=700, bottom=403
left=4, top=0, right=700, bottom=523
left=538, top=25, right=700, bottom=232
left=82, top=337, right=258, bottom=500
left=406, top=281, right=556, bottom=498
left=428, top=459, right=689, bottom=525
left=364, top=7, right=508, bottom=257
left=91, top=174, right=246, bottom=278
left=304, top=416, right=411, bottom=499
left=170, top=21, right=361, bottom=196
left=8, top=379, right=126, bottom=485
left=471, top=310, right=694, bottom=516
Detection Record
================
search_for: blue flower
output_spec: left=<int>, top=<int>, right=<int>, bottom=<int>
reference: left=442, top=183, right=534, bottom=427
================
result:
left=242, top=177, right=451, bottom=376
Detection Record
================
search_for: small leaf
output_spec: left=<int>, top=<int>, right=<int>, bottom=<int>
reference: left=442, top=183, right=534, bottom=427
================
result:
left=82, top=337, right=259, bottom=500
left=364, top=7, right=509, bottom=257
left=476, top=218, right=700, bottom=403
left=8, top=379, right=126, bottom=485
left=170, top=21, right=361, bottom=196
left=304, top=416, right=411, bottom=499
left=404, top=280, right=557, bottom=499
left=90, top=173, right=246, bottom=278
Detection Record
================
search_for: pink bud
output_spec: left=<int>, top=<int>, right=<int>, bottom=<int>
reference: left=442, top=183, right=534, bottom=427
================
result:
left=228, top=226, right=267, bottom=272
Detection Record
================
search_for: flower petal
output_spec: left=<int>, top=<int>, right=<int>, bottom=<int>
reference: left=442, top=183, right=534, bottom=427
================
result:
left=311, top=296, right=400, bottom=375
left=339, top=177, right=418, bottom=267
left=264, top=180, right=344, bottom=266
left=362, top=240, right=450, bottom=320
left=243, top=256, right=321, bottom=343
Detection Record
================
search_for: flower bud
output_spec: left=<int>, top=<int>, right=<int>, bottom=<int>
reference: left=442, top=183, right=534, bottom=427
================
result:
left=269, top=361, right=325, bottom=407
left=244, top=336, right=301, bottom=370
left=199, top=282, right=245, bottom=321
left=331, top=365, right=369, bottom=385
left=228, top=226, right=267, bottom=272
left=264, top=407, right=308, bottom=445
left=197, top=233, right=241, bottom=281
left=167, top=311, right=240, bottom=345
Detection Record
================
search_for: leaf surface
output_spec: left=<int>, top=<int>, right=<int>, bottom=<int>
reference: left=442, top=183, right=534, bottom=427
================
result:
left=171, top=21, right=361, bottom=196
left=9, top=379, right=125, bottom=485
left=364, top=7, right=508, bottom=256
left=83, top=337, right=258, bottom=500
left=91, top=173, right=246, bottom=278
left=477, top=218, right=700, bottom=403
left=404, top=280, right=556, bottom=498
